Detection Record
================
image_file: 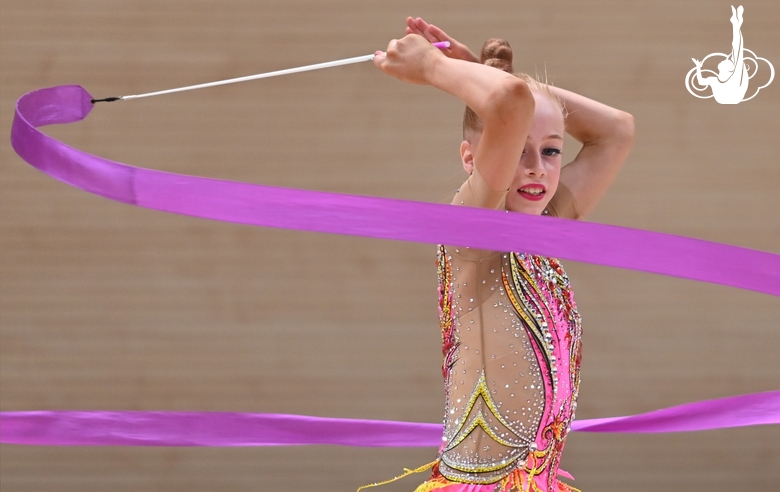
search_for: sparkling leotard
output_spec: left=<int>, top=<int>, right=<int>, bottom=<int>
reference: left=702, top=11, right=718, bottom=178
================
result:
left=417, top=169, right=583, bottom=492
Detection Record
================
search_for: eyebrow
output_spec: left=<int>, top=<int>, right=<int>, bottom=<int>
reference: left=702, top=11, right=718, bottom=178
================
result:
left=547, top=134, right=564, bottom=141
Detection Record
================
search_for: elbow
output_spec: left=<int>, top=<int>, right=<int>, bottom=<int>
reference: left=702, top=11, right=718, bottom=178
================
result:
left=612, top=110, right=635, bottom=149
left=484, top=78, right=535, bottom=127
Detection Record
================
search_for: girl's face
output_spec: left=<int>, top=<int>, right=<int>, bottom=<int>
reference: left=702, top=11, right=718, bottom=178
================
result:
left=504, top=94, right=565, bottom=215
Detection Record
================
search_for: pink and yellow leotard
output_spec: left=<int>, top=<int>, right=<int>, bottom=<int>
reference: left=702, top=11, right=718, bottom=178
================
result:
left=418, top=168, right=583, bottom=492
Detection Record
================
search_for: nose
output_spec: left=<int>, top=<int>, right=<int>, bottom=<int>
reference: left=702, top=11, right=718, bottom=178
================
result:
left=522, top=150, right=545, bottom=177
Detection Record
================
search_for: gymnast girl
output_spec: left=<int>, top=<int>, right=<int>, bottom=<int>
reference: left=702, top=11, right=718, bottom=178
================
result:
left=370, top=17, right=635, bottom=492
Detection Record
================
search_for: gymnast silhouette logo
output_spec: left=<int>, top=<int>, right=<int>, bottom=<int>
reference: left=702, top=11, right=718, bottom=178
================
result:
left=685, top=5, right=774, bottom=104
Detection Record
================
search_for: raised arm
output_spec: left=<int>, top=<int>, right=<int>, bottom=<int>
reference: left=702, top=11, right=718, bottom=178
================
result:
left=548, top=86, right=634, bottom=218
left=374, top=34, right=535, bottom=192
left=405, top=18, right=634, bottom=218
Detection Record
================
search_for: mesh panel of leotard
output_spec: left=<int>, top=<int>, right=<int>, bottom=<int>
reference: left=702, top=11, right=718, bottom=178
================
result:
left=439, top=247, right=545, bottom=482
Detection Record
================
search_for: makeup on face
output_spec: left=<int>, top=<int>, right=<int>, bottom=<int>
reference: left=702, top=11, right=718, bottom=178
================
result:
left=506, top=95, right=565, bottom=214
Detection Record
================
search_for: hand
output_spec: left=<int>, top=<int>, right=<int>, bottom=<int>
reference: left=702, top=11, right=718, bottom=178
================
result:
left=692, top=58, right=702, bottom=68
left=373, top=34, right=443, bottom=85
left=405, top=17, right=479, bottom=63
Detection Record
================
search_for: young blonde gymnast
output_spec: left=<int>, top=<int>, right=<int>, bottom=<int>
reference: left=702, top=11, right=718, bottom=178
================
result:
left=371, top=17, right=634, bottom=492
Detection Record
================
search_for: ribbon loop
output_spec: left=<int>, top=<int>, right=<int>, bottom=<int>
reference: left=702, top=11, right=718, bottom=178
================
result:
left=10, top=85, right=780, bottom=296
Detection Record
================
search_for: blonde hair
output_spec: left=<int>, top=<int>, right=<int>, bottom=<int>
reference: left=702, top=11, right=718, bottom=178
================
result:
left=463, top=38, right=566, bottom=139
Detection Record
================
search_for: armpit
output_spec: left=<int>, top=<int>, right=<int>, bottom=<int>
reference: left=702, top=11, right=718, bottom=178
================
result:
left=545, top=182, right=582, bottom=220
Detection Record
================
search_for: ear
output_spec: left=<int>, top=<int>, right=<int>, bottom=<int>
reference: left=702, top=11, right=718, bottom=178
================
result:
left=460, top=139, right=475, bottom=175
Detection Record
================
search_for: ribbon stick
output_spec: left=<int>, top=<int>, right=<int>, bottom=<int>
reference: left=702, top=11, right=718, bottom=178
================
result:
left=91, top=41, right=451, bottom=103
left=93, top=54, right=375, bottom=103
left=10, top=85, right=780, bottom=295
left=1, top=390, right=778, bottom=446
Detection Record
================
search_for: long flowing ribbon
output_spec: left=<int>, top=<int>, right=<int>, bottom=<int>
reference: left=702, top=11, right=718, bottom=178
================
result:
left=1, top=390, right=778, bottom=446
left=10, top=85, right=780, bottom=295
left=6, top=85, right=780, bottom=447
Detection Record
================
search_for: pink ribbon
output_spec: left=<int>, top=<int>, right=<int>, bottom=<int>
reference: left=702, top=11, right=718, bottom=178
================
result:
left=10, top=85, right=780, bottom=296
left=5, top=85, right=779, bottom=446
left=1, top=390, right=778, bottom=446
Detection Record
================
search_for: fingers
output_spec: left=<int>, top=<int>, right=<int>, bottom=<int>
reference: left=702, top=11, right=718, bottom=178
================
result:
left=406, top=17, right=441, bottom=43
left=405, top=17, right=423, bottom=36
left=405, top=17, right=420, bottom=34
left=373, top=50, right=386, bottom=68
left=372, top=39, right=397, bottom=69
left=373, top=34, right=440, bottom=85
left=407, top=20, right=478, bottom=62
left=411, top=17, right=430, bottom=35
left=425, top=23, right=449, bottom=43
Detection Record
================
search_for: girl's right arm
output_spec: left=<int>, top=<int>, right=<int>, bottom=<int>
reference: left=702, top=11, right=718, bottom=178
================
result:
left=374, top=35, right=535, bottom=193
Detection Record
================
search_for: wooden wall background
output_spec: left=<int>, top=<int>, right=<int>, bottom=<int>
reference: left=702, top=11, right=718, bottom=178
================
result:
left=1, top=1, right=778, bottom=491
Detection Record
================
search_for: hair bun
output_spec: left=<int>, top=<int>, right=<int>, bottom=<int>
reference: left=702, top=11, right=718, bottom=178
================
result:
left=480, top=38, right=513, bottom=73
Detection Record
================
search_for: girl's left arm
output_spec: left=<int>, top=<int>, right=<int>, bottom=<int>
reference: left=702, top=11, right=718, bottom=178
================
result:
left=549, top=86, right=635, bottom=218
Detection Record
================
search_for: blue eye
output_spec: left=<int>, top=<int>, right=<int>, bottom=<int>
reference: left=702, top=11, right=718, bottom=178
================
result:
left=542, top=147, right=562, bottom=156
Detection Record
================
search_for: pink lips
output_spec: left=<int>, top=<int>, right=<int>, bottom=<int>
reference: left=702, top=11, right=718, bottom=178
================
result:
left=517, top=184, right=546, bottom=202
